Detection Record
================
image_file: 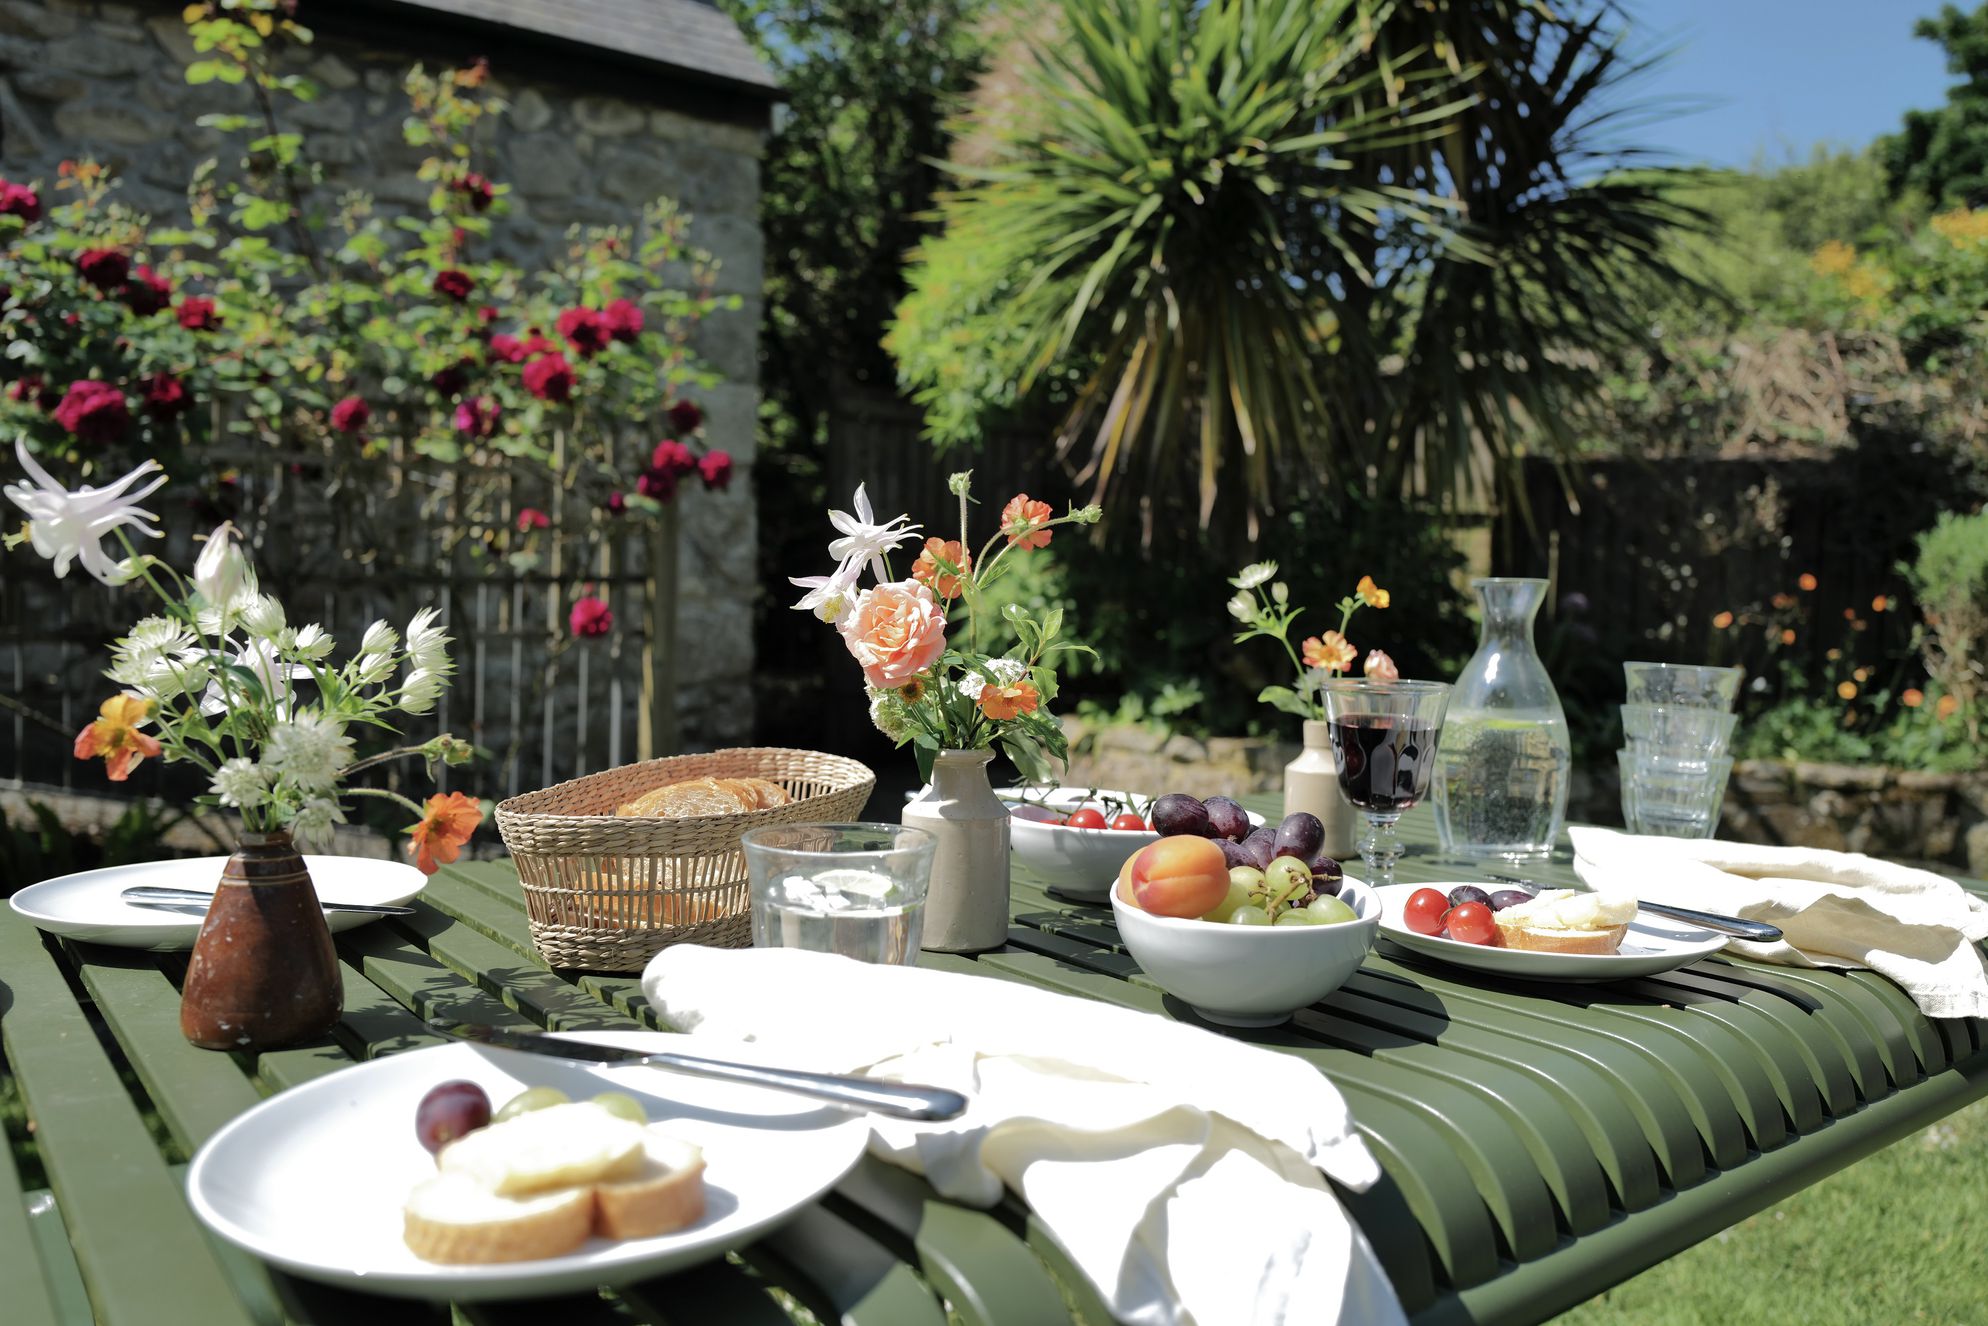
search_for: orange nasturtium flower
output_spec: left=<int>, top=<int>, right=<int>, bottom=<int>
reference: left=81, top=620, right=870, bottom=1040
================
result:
left=977, top=680, right=1040, bottom=721
left=1902, top=688, right=1925, bottom=708
left=1781, top=629, right=1798, bottom=645
left=911, top=537, right=972, bottom=599
left=1000, top=495, right=1054, bottom=550
left=1798, top=573, right=1818, bottom=591
left=1836, top=681, right=1858, bottom=701
left=73, top=695, right=163, bottom=782
left=1937, top=694, right=1961, bottom=720
left=1871, top=595, right=1889, bottom=613
left=1355, top=575, right=1390, bottom=609
left=1303, top=630, right=1357, bottom=673
left=406, top=791, right=483, bottom=875
left=1712, top=611, right=1734, bottom=629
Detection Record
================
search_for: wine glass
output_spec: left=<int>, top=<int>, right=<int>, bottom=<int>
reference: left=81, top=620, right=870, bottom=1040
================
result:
left=1319, top=679, right=1451, bottom=887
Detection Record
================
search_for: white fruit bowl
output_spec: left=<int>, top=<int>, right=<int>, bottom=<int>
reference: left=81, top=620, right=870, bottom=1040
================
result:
left=1001, top=787, right=1266, bottom=900
left=1111, top=877, right=1379, bottom=1027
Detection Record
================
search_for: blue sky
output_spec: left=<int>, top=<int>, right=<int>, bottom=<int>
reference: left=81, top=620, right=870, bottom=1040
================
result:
left=1623, top=0, right=1954, bottom=168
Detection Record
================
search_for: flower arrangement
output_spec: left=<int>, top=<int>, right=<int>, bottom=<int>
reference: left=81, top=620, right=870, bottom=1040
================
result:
left=5, top=441, right=482, bottom=873
left=1228, top=562, right=1395, bottom=720
left=792, top=473, right=1101, bottom=780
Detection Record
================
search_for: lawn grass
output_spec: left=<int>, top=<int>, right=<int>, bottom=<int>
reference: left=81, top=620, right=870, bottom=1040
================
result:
left=1555, top=1095, right=1988, bottom=1325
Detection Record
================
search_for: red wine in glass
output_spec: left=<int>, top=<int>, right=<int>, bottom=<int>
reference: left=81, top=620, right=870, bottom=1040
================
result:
left=1329, top=715, right=1441, bottom=813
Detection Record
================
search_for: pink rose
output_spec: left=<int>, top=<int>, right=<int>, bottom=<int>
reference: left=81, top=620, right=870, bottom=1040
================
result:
left=604, top=491, right=626, bottom=516
left=1363, top=649, right=1398, bottom=682
left=698, top=450, right=732, bottom=490
left=522, top=352, right=574, bottom=402
left=454, top=172, right=494, bottom=212
left=556, top=307, right=608, bottom=357
left=516, top=507, right=550, bottom=532
left=650, top=439, right=695, bottom=477
left=454, top=394, right=500, bottom=438
left=329, top=395, right=370, bottom=434
left=52, top=380, right=129, bottom=443
left=569, top=595, right=613, bottom=638
left=603, top=298, right=643, bottom=343
left=636, top=466, right=677, bottom=501
left=141, top=372, right=191, bottom=419
left=838, top=580, right=947, bottom=690
left=0, top=180, right=42, bottom=222
left=176, top=296, right=220, bottom=331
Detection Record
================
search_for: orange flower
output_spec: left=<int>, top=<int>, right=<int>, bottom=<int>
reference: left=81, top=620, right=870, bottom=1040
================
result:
left=1302, top=631, right=1356, bottom=673
left=1902, top=688, right=1925, bottom=708
left=1851, top=618, right=1868, bottom=632
left=1853, top=667, right=1869, bottom=683
left=1836, top=681, right=1858, bottom=700
left=406, top=791, right=483, bottom=875
left=1771, top=593, right=1796, bottom=610
left=1842, top=608, right=1857, bottom=621
left=1712, top=611, right=1734, bottom=629
left=1937, top=694, right=1961, bottom=720
left=1798, top=573, right=1818, bottom=591
left=73, top=694, right=162, bottom=782
left=1826, top=648, right=1842, bottom=661
left=1363, top=649, right=1398, bottom=681
left=1871, top=595, right=1889, bottom=613
left=1001, top=495, right=1054, bottom=550
left=1355, top=575, right=1390, bottom=609
left=839, top=581, right=948, bottom=690
left=911, top=537, right=972, bottom=599
left=977, top=679, right=1040, bottom=721
left=1781, top=629, right=1797, bottom=645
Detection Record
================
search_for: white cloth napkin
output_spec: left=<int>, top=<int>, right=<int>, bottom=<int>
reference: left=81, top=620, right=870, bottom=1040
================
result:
left=1570, top=826, right=1988, bottom=1019
left=642, top=944, right=1404, bottom=1326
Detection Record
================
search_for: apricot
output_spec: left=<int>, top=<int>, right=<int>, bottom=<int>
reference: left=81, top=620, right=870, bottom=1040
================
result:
left=1129, top=836, right=1230, bottom=918
left=1116, top=849, right=1144, bottom=908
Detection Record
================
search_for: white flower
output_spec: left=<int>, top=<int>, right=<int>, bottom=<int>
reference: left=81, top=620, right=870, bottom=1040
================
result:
left=957, top=657, right=1027, bottom=698
left=193, top=523, right=253, bottom=606
left=1226, top=591, right=1256, bottom=624
left=108, top=649, right=204, bottom=703
left=286, top=623, right=333, bottom=661
left=201, top=638, right=310, bottom=715
left=825, top=483, right=920, bottom=582
left=288, top=796, right=347, bottom=851
left=349, top=651, right=396, bottom=686
left=1232, top=561, right=1278, bottom=590
left=790, top=563, right=860, bottom=625
left=1272, top=581, right=1289, bottom=606
left=4, top=439, right=167, bottom=583
left=399, top=666, right=445, bottom=715
left=404, top=606, right=452, bottom=675
left=239, top=592, right=286, bottom=639
left=209, top=758, right=268, bottom=810
left=868, top=690, right=911, bottom=742
left=358, top=619, right=398, bottom=655
left=263, top=711, right=354, bottom=791
left=113, top=617, right=195, bottom=667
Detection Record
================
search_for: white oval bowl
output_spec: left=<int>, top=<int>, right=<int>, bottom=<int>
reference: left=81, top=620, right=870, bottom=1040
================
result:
left=1002, top=787, right=1263, bottom=900
left=1112, top=876, right=1379, bottom=1027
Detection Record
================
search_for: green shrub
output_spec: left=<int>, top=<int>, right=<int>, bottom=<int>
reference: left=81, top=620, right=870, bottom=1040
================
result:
left=1907, top=509, right=1988, bottom=742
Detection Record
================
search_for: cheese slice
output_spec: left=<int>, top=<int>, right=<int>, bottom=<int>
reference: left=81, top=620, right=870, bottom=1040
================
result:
left=436, top=1102, right=646, bottom=1196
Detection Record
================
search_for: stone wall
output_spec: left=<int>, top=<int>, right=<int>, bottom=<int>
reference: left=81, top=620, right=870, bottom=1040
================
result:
left=0, top=0, right=766, bottom=761
left=1723, top=760, right=1988, bottom=876
left=1057, top=718, right=1297, bottom=801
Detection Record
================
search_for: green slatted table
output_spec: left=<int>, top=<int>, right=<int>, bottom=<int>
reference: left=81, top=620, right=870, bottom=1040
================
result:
left=3, top=799, right=1985, bottom=1325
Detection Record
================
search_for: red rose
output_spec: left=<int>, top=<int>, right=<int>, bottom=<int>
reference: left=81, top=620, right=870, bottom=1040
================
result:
left=515, top=507, right=551, bottom=533
left=141, top=372, right=192, bottom=419
left=329, top=395, right=370, bottom=434
left=555, top=306, right=609, bottom=357
left=603, top=298, right=643, bottom=343
left=636, top=467, right=676, bottom=501
left=122, top=264, right=172, bottom=317
left=488, top=330, right=555, bottom=364
left=568, top=595, right=613, bottom=638
left=604, top=491, right=626, bottom=516
left=52, top=379, right=130, bottom=443
left=77, top=247, right=130, bottom=292
left=476, top=304, right=498, bottom=325
left=522, top=352, right=574, bottom=402
left=650, top=439, right=696, bottom=478
left=431, top=361, right=471, bottom=397
left=698, top=450, right=733, bottom=490
left=8, top=374, right=51, bottom=410
left=432, top=268, right=475, bottom=302
left=0, top=180, right=42, bottom=222
left=667, top=399, right=702, bottom=434
left=177, top=296, right=220, bottom=331
left=455, top=172, right=494, bottom=212
left=453, top=394, right=500, bottom=438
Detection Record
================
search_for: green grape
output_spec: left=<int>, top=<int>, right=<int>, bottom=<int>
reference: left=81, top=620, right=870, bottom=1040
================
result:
left=494, top=1085, right=569, bottom=1122
left=1264, top=856, right=1312, bottom=910
left=1306, top=895, right=1358, bottom=925
left=1228, top=865, right=1265, bottom=893
left=1203, top=876, right=1254, bottom=923
left=591, top=1090, right=647, bottom=1124
left=1226, top=904, right=1272, bottom=926
left=1272, top=910, right=1323, bottom=926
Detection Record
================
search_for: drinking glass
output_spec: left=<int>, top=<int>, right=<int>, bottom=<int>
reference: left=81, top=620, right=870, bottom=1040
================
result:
left=1617, top=751, right=1734, bottom=838
left=1619, top=703, right=1739, bottom=755
left=1320, top=679, right=1451, bottom=887
left=1622, top=662, right=1744, bottom=711
left=741, top=823, right=934, bottom=965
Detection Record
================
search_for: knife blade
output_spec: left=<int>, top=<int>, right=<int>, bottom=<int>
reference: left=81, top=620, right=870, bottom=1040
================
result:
left=121, top=886, right=417, bottom=917
left=430, top=1020, right=969, bottom=1122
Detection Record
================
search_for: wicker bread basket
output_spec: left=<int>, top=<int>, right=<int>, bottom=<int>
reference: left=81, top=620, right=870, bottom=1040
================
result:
left=495, top=748, right=876, bottom=971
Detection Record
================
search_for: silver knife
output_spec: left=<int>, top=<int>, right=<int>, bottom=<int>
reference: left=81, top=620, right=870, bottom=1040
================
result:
left=429, top=1020, right=969, bottom=1122
left=121, top=885, right=417, bottom=917
left=1484, top=873, right=1783, bottom=943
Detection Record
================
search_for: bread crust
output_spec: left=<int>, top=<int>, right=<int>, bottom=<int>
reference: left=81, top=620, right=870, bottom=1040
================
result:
left=402, top=1178, right=595, bottom=1265
left=593, top=1136, right=707, bottom=1239
left=1493, top=918, right=1629, bottom=954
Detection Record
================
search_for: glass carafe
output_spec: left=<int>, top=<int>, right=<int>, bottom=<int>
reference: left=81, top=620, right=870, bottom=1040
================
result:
left=1433, top=578, right=1571, bottom=859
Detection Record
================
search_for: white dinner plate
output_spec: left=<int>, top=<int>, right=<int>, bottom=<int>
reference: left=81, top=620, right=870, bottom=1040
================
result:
left=1373, top=882, right=1729, bottom=981
left=186, top=1032, right=873, bottom=1300
left=9, top=855, right=427, bottom=950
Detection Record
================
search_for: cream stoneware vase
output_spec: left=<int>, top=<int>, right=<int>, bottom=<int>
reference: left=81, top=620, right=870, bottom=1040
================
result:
left=902, top=748, right=1010, bottom=953
left=1284, top=719, right=1358, bottom=858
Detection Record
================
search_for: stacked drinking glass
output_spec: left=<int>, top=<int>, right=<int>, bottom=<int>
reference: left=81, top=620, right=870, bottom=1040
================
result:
left=1618, top=662, right=1742, bottom=839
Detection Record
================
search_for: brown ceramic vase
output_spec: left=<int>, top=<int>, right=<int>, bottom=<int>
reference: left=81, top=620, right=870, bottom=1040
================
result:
left=179, top=830, right=343, bottom=1050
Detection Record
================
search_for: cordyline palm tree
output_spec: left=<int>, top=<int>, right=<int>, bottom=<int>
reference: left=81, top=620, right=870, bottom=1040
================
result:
left=888, top=0, right=1706, bottom=528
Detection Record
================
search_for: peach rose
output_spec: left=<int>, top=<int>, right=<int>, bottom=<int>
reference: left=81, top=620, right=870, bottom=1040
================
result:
left=840, top=580, right=948, bottom=690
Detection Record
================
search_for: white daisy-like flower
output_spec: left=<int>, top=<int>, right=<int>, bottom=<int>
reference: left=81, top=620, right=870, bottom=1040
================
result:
left=958, top=657, right=1027, bottom=698
left=358, top=619, right=398, bottom=655
left=239, top=592, right=287, bottom=639
left=1231, top=561, right=1278, bottom=590
left=209, top=757, right=269, bottom=810
left=201, top=638, right=310, bottom=715
left=1226, top=591, right=1256, bottom=624
left=108, top=650, right=201, bottom=702
left=113, top=616, right=195, bottom=667
left=825, top=483, right=920, bottom=582
left=404, top=607, right=451, bottom=675
left=3, top=439, right=167, bottom=584
left=288, top=796, right=347, bottom=851
left=399, top=666, right=445, bottom=715
left=286, top=623, right=334, bottom=661
left=349, top=651, right=396, bottom=686
left=262, top=711, right=354, bottom=791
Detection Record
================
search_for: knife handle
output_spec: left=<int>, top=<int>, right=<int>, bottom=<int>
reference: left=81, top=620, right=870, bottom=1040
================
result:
left=640, top=1049, right=968, bottom=1122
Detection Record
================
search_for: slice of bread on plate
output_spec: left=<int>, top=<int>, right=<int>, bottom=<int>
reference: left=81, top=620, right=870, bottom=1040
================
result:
left=436, top=1102, right=646, bottom=1195
left=1492, top=888, right=1636, bottom=955
left=593, top=1130, right=707, bottom=1239
left=403, top=1173, right=596, bottom=1264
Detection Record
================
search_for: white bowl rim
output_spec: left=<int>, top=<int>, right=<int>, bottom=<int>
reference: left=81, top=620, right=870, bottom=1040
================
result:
left=1110, top=875, right=1379, bottom=932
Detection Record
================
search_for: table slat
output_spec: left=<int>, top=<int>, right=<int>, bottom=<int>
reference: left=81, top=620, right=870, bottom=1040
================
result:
left=0, top=1163, right=62, bottom=1326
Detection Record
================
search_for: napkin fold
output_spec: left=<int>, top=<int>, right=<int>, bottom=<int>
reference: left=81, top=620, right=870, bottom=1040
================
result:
left=642, top=944, right=1404, bottom=1326
left=1570, top=826, right=1988, bottom=1019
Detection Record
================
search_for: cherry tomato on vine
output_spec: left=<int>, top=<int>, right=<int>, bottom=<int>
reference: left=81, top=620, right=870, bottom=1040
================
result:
left=1443, top=901, right=1497, bottom=946
left=1064, top=807, right=1108, bottom=830
left=1403, top=888, right=1450, bottom=936
left=1110, top=812, right=1149, bottom=832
